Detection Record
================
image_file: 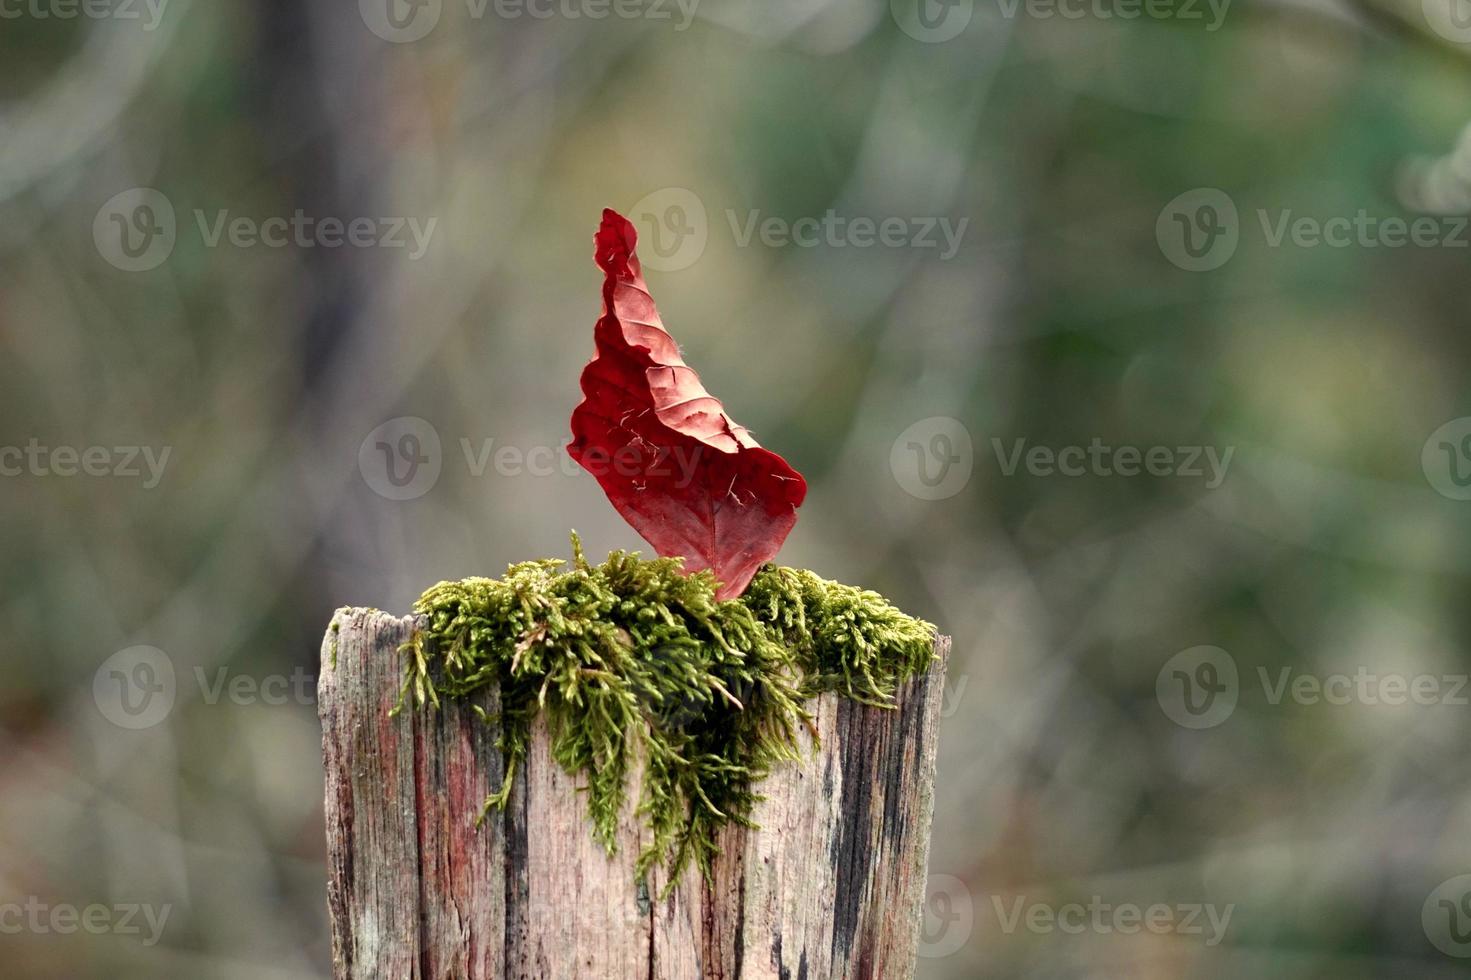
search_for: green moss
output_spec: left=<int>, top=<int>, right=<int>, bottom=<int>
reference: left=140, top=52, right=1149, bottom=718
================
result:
left=394, top=533, right=936, bottom=891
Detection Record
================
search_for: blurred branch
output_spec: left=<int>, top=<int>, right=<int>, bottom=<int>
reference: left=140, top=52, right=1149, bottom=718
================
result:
left=0, top=5, right=190, bottom=204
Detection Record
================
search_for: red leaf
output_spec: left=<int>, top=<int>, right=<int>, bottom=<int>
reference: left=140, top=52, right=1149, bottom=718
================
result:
left=569, top=209, right=808, bottom=600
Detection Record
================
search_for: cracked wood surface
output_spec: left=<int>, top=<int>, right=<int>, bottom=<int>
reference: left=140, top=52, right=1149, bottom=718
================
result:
left=319, top=607, right=949, bottom=980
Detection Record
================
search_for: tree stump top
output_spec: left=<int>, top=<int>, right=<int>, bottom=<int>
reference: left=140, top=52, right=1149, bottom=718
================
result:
left=320, top=606, right=949, bottom=979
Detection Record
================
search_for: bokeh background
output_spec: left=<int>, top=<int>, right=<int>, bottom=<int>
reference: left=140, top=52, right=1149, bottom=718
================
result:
left=4, top=1, right=1471, bottom=976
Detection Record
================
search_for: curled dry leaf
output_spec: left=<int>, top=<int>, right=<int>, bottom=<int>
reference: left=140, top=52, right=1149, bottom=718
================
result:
left=569, top=209, right=807, bottom=599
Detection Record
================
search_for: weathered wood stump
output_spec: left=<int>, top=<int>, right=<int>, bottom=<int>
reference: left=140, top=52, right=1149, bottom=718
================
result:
left=319, top=607, right=950, bottom=980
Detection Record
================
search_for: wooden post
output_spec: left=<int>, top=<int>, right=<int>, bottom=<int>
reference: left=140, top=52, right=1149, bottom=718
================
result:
left=319, top=607, right=950, bottom=980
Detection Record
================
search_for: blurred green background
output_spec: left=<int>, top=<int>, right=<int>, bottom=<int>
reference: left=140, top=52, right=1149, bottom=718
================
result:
left=3, top=0, right=1471, bottom=976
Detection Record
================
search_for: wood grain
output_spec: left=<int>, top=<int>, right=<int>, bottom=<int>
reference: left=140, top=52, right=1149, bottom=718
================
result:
left=320, top=607, right=949, bottom=980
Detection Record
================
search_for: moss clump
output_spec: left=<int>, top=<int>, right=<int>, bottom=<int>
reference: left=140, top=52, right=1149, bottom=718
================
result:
left=395, top=534, right=936, bottom=889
